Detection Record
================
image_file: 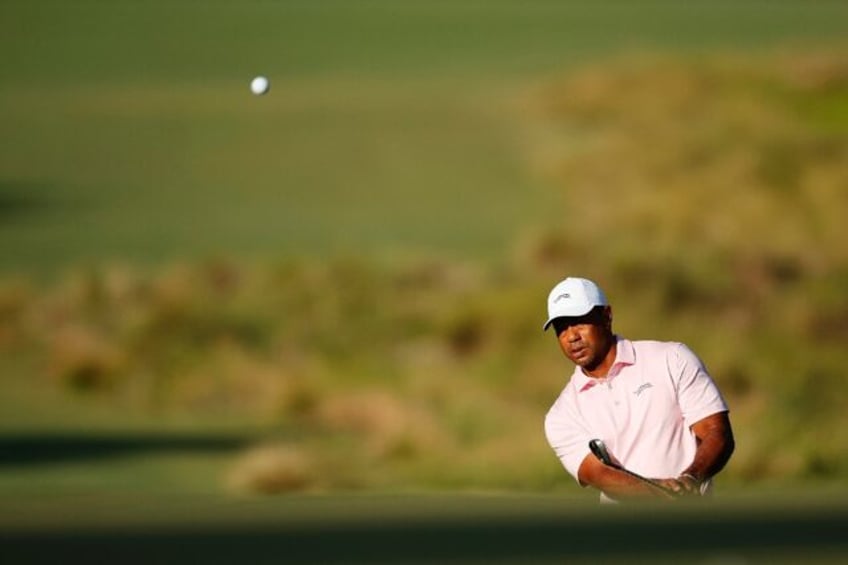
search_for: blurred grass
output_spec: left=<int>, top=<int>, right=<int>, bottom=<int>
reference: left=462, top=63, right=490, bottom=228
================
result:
left=3, top=3, right=848, bottom=545
left=0, top=78, right=550, bottom=271
left=3, top=489, right=848, bottom=564
left=3, top=1, right=848, bottom=273
left=4, top=47, right=848, bottom=485
left=525, top=47, right=848, bottom=484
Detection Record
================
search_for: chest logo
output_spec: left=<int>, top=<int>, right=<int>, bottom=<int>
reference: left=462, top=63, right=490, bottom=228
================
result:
left=634, top=383, right=653, bottom=396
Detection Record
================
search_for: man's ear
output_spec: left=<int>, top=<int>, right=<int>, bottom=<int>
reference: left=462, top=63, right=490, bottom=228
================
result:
left=603, top=306, right=613, bottom=329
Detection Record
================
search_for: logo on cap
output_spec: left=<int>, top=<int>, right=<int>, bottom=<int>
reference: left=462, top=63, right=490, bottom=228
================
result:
left=543, top=277, right=608, bottom=331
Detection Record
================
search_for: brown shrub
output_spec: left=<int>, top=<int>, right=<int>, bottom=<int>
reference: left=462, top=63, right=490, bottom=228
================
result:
left=227, top=443, right=314, bottom=494
left=47, top=325, right=126, bottom=391
left=317, top=390, right=445, bottom=460
left=0, top=279, right=32, bottom=349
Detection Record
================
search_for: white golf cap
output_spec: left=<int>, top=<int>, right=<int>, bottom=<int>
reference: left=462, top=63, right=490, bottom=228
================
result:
left=543, top=277, right=608, bottom=331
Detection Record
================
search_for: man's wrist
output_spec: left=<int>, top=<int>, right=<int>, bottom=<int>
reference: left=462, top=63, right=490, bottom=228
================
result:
left=678, top=472, right=703, bottom=492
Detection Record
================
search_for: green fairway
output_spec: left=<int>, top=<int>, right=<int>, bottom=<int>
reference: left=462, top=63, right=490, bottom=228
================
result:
left=4, top=3, right=848, bottom=559
left=2, top=1, right=848, bottom=274
left=3, top=490, right=848, bottom=563
left=0, top=77, right=550, bottom=271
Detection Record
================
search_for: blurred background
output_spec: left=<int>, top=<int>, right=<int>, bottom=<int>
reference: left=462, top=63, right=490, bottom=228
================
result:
left=2, top=0, right=848, bottom=561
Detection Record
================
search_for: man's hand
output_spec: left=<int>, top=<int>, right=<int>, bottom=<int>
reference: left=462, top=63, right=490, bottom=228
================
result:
left=651, top=474, right=702, bottom=497
left=676, top=473, right=703, bottom=495
left=581, top=453, right=684, bottom=500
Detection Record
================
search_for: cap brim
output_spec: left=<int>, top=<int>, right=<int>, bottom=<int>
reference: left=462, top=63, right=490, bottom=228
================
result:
left=542, top=304, right=596, bottom=331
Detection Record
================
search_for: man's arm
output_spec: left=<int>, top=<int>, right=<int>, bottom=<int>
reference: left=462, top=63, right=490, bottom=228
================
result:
left=577, top=453, right=676, bottom=500
left=577, top=411, right=735, bottom=500
left=675, top=411, right=735, bottom=494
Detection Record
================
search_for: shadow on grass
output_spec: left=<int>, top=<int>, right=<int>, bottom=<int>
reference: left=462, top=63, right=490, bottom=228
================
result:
left=0, top=433, right=251, bottom=467
left=2, top=505, right=848, bottom=564
left=0, top=180, right=80, bottom=222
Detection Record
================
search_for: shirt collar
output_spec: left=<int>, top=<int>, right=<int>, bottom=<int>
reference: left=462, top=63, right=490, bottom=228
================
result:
left=574, top=336, right=635, bottom=393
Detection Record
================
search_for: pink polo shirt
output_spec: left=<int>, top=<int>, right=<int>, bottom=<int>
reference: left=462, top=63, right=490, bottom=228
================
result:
left=544, top=337, right=728, bottom=493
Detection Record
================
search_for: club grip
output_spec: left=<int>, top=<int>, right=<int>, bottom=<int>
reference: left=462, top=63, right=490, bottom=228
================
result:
left=589, top=439, right=613, bottom=466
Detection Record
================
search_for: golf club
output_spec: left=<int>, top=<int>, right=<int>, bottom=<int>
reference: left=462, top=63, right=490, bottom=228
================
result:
left=588, top=439, right=678, bottom=497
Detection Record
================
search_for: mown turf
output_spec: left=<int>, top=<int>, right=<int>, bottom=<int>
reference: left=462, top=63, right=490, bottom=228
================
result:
left=2, top=491, right=848, bottom=564
left=2, top=1, right=848, bottom=274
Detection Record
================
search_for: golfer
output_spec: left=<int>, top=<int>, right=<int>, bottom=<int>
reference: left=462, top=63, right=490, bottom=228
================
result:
left=543, top=277, right=735, bottom=502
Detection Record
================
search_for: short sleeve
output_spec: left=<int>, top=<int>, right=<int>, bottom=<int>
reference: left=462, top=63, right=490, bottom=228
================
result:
left=544, top=390, right=593, bottom=485
left=671, top=343, right=729, bottom=428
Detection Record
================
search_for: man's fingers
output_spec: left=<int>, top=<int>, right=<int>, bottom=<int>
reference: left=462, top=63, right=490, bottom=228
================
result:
left=655, top=475, right=701, bottom=496
left=651, top=478, right=683, bottom=497
left=676, top=473, right=702, bottom=495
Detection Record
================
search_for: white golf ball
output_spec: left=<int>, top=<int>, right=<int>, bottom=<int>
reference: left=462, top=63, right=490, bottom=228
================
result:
left=250, top=76, right=270, bottom=95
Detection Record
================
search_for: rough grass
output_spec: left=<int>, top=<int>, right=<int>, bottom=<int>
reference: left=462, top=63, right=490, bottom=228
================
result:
left=3, top=47, right=848, bottom=495
left=523, top=47, right=848, bottom=484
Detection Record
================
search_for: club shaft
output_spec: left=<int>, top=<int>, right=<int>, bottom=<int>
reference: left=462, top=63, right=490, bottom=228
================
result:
left=608, top=462, right=676, bottom=496
left=589, top=439, right=676, bottom=497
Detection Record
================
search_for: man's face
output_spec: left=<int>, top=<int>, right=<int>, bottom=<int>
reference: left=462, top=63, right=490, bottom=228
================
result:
left=551, top=306, right=613, bottom=372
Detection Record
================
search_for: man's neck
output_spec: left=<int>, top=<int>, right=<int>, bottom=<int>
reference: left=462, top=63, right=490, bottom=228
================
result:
left=582, top=335, right=618, bottom=379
